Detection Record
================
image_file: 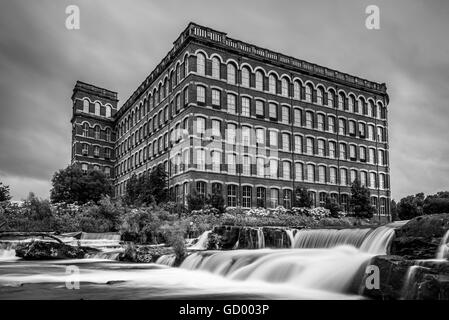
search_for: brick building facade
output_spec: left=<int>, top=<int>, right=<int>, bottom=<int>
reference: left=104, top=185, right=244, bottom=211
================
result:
left=70, top=22, right=391, bottom=218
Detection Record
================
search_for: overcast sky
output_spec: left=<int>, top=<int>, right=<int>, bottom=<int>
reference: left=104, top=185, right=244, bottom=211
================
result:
left=0, top=0, right=448, bottom=201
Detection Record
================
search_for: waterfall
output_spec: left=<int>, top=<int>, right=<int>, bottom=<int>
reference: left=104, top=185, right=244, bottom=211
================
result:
left=257, top=228, right=265, bottom=249
left=85, top=249, right=122, bottom=260
left=359, top=226, right=395, bottom=255
left=180, top=247, right=372, bottom=294
left=436, top=230, right=449, bottom=259
left=293, top=228, right=372, bottom=250
left=189, top=230, right=211, bottom=250
left=80, top=232, right=121, bottom=241
left=0, top=242, right=17, bottom=261
left=284, top=229, right=297, bottom=248
left=156, top=254, right=176, bottom=267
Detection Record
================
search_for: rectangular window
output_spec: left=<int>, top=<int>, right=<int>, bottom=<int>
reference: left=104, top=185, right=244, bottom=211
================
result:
left=270, top=131, right=278, bottom=147
left=212, top=89, right=221, bottom=106
left=306, top=138, right=314, bottom=155
left=283, top=162, right=290, bottom=180
left=317, top=114, right=325, bottom=131
left=228, top=154, right=236, bottom=174
left=227, top=124, right=236, bottom=144
left=197, top=149, right=205, bottom=171
left=242, top=126, right=250, bottom=146
left=256, top=100, right=264, bottom=117
left=241, top=97, right=250, bottom=117
left=212, top=120, right=221, bottom=137
left=295, top=163, right=303, bottom=181
left=294, top=109, right=301, bottom=126
left=269, top=159, right=278, bottom=179
left=340, top=169, right=347, bottom=186
left=282, top=133, right=290, bottom=151
left=212, top=151, right=220, bottom=172
left=282, top=106, right=290, bottom=124
left=256, top=128, right=265, bottom=145
left=197, top=118, right=205, bottom=135
left=197, top=86, right=205, bottom=103
left=306, top=112, right=313, bottom=128
left=257, top=158, right=265, bottom=177
left=227, top=185, right=237, bottom=207
left=257, top=187, right=266, bottom=208
left=328, top=117, right=335, bottom=133
left=269, top=103, right=277, bottom=119
left=243, top=156, right=250, bottom=175
left=227, top=94, right=236, bottom=114
left=270, top=189, right=279, bottom=208
left=242, top=186, right=252, bottom=208
left=294, top=136, right=302, bottom=153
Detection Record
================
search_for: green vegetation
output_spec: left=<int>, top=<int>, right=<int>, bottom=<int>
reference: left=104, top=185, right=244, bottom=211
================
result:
left=349, top=179, right=376, bottom=219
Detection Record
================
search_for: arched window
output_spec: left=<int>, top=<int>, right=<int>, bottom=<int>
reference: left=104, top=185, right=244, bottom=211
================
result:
left=196, top=181, right=206, bottom=197
left=328, top=90, right=335, bottom=107
left=227, top=63, right=236, bottom=84
left=305, top=111, right=314, bottom=128
left=330, top=167, right=337, bottom=184
left=212, top=57, right=220, bottom=79
left=255, top=70, right=264, bottom=90
left=269, top=188, right=279, bottom=208
left=242, top=67, right=250, bottom=87
left=82, top=123, right=89, bottom=137
left=305, top=83, right=313, bottom=102
left=227, top=184, right=237, bottom=207
left=105, top=106, right=111, bottom=118
left=306, top=137, right=314, bottom=155
left=269, top=74, right=277, bottom=94
left=293, top=81, right=301, bottom=99
left=338, top=92, right=345, bottom=110
left=197, top=53, right=206, bottom=75
left=83, top=99, right=89, bottom=113
left=256, top=187, right=266, bottom=208
left=340, top=168, right=348, bottom=186
left=94, top=126, right=100, bottom=139
left=282, top=161, right=290, bottom=179
left=281, top=78, right=289, bottom=97
left=94, top=102, right=101, bottom=116
left=348, top=95, right=355, bottom=113
left=317, top=87, right=324, bottom=105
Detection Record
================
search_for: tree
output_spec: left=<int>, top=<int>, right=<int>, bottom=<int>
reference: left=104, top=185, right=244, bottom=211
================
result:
left=397, top=193, right=424, bottom=220
left=187, top=189, right=206, bottom=211
left=324, top=195, right=341, bottom=217
left=294, top=187, right=312, bottom=208
left=0, top=182, right=12, bottom=202
left=124, top=164, right=168, bottom=206
left=349, top=179, right=376, bottom=219
left=423, top=191, right=449, bottom=214
left=50, top=165, right=112, bottom=204
left=390, top=199, right=398, bottom=221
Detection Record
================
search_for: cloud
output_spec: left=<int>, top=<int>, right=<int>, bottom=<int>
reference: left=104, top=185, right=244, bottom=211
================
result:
left=0, top=0, right=448, bottom=200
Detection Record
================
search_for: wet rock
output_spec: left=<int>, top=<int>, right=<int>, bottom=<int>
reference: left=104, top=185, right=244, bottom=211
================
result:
left=118, top=244, right=174, bottom=263
left=208, top=226, right=294, bottom=250
left=362, top=255, right=449, bottom=300
left=362, top=255, right=415, bottom=300
left=15, top=241, right=96, bottom=260
left=391, top=213, right=449, bottom=259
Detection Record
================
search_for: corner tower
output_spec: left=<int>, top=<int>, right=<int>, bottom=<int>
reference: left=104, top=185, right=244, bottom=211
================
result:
left=70, top=81, right=118, bottom=178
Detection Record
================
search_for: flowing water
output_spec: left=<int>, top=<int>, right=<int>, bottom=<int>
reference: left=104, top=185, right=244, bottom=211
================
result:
left=0, top=223, right=411, bottom=299
left=436, top=230, right=449, bottom=259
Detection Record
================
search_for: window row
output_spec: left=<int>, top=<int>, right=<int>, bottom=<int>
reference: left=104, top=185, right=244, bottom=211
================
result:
left=79, top=143, right=114, bottom=159
left=81, top=99, right=113, bottom=118
left=79, top=123, right=114, bottom=142
left=194, top=52, right=386, bottom=119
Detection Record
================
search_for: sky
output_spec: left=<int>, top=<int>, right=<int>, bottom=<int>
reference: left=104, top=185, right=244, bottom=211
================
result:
left=0, top=0, right=448, bottom=201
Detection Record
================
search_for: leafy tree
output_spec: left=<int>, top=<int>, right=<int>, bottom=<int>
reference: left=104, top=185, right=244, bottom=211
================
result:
left=294, top=187, right=312, bottom=208
left=50, top=165, right=112, bottom=204
left=423, top=191, right=449, bottom=214
left=0, top=182, right=12, bottom=202
left=324, top=195, right=341, bottom=218
left=124, top=164, right=168, bottom=206
left=206, top=188, right=225, bottom=213
left=187, top=190, right=206, bottom=211
left=349, top=179, right=376, bottom=219
left=390, top=199, right=398, bottom=221
left=397, top=192, right=424, bottom=219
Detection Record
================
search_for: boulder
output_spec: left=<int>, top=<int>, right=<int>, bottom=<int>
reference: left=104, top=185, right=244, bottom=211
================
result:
left=208, top=226, right=294, bottom=250
left=362, top=255, right=449, bottom=300
left=391, top=213, right=449, bottom=259
left=118, top=244, right=174, bottom=263
left=15, top=241, right=97, bottom=260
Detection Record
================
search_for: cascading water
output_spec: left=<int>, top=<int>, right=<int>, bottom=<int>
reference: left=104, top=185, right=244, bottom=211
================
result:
left=189, top=230, right=212, bottom=250
left=293, top=228, right=372, bottom=250
left=156, top=254, right=176, bottom=266
left=181, top=246, right=373, bottom=295
left=285, top=229, right=297, bottom=248
left=436, top=230, right=449, bottom=259
left=257, top=228, right=265, bottom=249
left=0, top=242, right=17, bottom=261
